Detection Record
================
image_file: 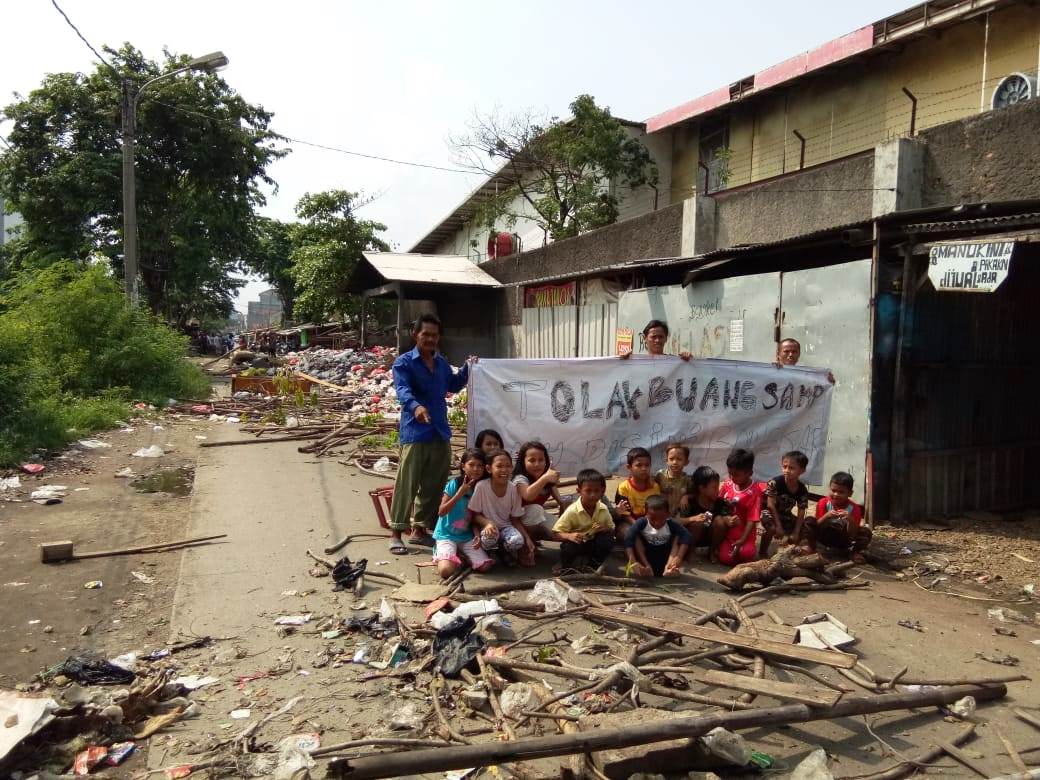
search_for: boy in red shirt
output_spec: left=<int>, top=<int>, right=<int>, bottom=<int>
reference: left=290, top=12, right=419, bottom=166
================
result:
left=807, top=471, right=872, bottom=563
left=717, top=448, right=763, bottom=566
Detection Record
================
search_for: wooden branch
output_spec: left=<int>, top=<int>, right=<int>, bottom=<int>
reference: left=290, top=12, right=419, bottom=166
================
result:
left=584, top=607, right=858, bottom=669
left=994, top=725, right=1030, bottom=774
left=702, top=669, right=842, bottom=707
left=327, top=684, right=1008, bottom=779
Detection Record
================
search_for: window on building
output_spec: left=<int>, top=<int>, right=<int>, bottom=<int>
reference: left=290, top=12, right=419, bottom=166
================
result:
left=698, top=119, right=730, bottom=194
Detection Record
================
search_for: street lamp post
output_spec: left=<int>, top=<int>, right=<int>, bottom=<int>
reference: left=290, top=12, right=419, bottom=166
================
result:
left=121, top=51, right=229, bottom=305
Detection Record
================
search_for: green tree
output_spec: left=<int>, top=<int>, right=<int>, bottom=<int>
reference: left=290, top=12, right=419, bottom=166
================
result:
left=287, top=190, right=389, bottom=322
left=0, top=44, right=286, bottom=323
left=454, top=94, right=658, bottom=242
left=244, top=216, right=297, bottom=321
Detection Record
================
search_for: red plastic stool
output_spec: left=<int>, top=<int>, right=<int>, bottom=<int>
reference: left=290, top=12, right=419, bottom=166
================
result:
left=369, top=485, right=395, bottom=530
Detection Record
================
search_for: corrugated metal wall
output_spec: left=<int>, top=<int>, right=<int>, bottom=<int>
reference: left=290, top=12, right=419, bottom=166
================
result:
left=904, top=245, right=1040, bottom=519
left=520, top=304, right=617, bottom=358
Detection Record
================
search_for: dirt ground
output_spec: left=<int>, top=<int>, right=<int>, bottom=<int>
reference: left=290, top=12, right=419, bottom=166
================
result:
left=3, top=380, right=1040, bottom=778
left=0, top=409, right=210, bottom=685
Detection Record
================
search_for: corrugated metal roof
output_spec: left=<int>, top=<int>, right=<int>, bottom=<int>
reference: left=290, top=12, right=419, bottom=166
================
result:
left=360, top=252, right=501, bottom=287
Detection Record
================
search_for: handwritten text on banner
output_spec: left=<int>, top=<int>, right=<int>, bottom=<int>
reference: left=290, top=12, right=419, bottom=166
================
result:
left=468, top=356, right=834, bottom=484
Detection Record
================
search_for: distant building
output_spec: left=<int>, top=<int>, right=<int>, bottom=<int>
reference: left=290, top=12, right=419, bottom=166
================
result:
left=1, top=204, right=23, bottom=246
left=246, top=288, right=283, bottom=330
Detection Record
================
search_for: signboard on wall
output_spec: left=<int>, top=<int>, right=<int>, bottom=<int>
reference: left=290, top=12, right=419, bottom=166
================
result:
left=928, top=240, right=1015, bottom=293
left=468, top=356, right=834, bottom=484
left=524, top=281, right=576, bottom=307
left=614, top=327, right=634, bottom=356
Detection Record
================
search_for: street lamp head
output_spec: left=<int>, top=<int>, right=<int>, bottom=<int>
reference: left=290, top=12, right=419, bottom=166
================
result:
left=187, top=51, right=229, bottom=72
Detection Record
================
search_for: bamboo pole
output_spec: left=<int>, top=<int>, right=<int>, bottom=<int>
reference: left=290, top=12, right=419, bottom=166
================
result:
left=327, top=684, right=1008, bottom=779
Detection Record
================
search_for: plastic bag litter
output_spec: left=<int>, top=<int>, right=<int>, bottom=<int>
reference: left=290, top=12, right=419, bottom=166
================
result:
left=378, top=597, right=398, bottom=625
left=433, top=615, right=485, bottom=678
left=77, top=439, right=111, bottom=450
left=31, top=485, right=67, bottom=504
left=373, top=456, right=392, bottom=473
left=56, top=654, right=136, bottom=685
left=499, top=683, right=536, bottom=719
left=331, top=557, right=367, bottom=591
left=701, top=727, right=752, bottom=766
left=429, top=600, right=502, bottom=629
left=109, top=652, right=137, bottom=672
left=948, top=695, right=976, bottom=719
left=0, top=476, right=21, bottom=490
left=273, top=745, right=315, bottom=780
left=114, top=468, right=135, bottom=479
left=389, top=702, right=423, bottom=731
left=527, top=579, right=582, bottom=613
left=132, top=445, right=165, bottom=458
left=790, top=748, right=833, bottom=780
left=284, top=416, right=300, bottom=429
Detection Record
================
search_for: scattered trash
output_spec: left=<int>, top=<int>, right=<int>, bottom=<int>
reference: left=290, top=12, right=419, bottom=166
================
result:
left=527, top=579, right=582, bottom=613
left=114, top=468, right=136, bottom=479
left=0, top=476, right=21, bottom=491
left=500, top=683, right=537, bottom=719
left=83, top=580, right=103, bottom=590
left=461, top=685, right=489, bottom=710
left=110, top=652, right=138, bottom=672
left=274, top=614, right=313, bottom=626
left=571, top=634, right=610, bottom=655
left=898, top=546, right=913, bottom=555
left=102, top=741, right=136, bottom=766
left=77, top=439, right=111, bottom=450
left=948, top=696, right=976, bottom=719
left=790, top=747, right=834, bottom=780
left=701, top=726, right=752, bottom=767
left=21, top=463, right=45, bottom=474
left=0, top=692, right=57, bottom=762
left=373, top=456, right=392, bottom=473
left=974, top=651, right=1020, bottom=666
left=132, top=445, right=165, bottom=458
left=331, top=556, right=367, bottom=591
left=897, top=619, right=925, bottom=632
left=54, top=654, right=135, bottom=685
left=131, top=570, right=156, bottom=585
left=988, top=607, right=1030, bottom=624
left=73, top=745, right=109, bottom=775
left=30, top=485, right=67, bottom=504
left=1024, top=583, right=1036, bottom=596
left=797, top=613, right=856, bottom=649
left=433, top=616, right=485, bottom=678
left=230, top=708, right=251, bottom=719
left=379, top=597, right=398, bottom=625
left=389, top=702, right=423, bottom=731
left=995, top=626, right=1017, bottom=637
left=173, top=675, right=219, bottom=690
left=429, top=599, right=503, bottom=630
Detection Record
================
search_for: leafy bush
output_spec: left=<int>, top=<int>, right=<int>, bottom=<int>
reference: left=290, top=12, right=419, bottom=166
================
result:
left=0, top=262, right=209, bottom=464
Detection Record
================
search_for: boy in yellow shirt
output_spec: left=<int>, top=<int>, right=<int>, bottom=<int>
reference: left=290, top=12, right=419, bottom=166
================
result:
left=614, top=446, right=662, bottom=543
left=552, top=469, right=616, bottom=573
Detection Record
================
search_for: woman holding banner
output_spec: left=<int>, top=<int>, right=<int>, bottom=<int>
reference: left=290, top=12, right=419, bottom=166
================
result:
left=620, top=320, right=692, bottom=361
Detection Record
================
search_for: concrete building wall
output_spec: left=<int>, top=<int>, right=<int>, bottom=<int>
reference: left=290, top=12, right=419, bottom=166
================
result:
left=483, top=202, right=684, bottom=330
left=667, top=3, right=1040, bottom=201
left=713, top=152, right=875, bottom=247
left=918, top=92, right=1040, bottom=205
left=431, top=125, right=672, bottom=263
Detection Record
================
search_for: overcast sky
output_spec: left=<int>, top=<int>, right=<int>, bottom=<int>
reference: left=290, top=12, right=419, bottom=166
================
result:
left=2, top=0, right=912, bottom=312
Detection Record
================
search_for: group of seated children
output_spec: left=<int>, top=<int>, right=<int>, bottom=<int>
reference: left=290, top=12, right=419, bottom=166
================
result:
left=430, top=429, right=872, bottom=579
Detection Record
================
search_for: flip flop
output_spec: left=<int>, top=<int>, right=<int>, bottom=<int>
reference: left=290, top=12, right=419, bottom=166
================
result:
left=408, top=533, right=435, bottom=548
left=389, top=538, right=408, bottom=555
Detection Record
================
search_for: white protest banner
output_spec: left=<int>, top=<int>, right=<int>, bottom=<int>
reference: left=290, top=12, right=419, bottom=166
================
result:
left=468, top=356, right=834, bottom=484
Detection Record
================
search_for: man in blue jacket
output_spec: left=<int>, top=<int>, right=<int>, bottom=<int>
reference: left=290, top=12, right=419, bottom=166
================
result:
left=389, top=313, right=473, bottom=553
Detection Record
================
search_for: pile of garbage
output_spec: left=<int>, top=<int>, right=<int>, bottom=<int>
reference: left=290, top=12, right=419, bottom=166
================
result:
left=1, top=644, right=223, bottom=776
left=288, top=347, right=395, bottom=386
